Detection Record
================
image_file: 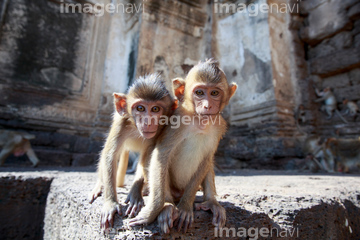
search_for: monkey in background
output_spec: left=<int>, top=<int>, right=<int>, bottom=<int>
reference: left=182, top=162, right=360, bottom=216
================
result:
left=323, top=137, right=360, bottom=173
left=0, top=130, right=39, bottom=167
left=342, top=99, right=360, bottom=121
left=314, top=86, right=348, bottom=124
left=89, top=74, right=177, bottom=230
left=129, top=59, right=237, bottom=233
left=303, top=136, right=332, bottom=172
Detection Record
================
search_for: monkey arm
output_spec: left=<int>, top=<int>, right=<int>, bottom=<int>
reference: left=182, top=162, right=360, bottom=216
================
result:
left=128, top=146, right=171, bottom=226
left=195, top=168, right=226, bottom=228
left=98, top=119, right=130, bottom=229
left=125, top=149, right=151, bottom=218
left=128, top=128, right=183, bottom=227
left=175, top=154, right=212, bottom=232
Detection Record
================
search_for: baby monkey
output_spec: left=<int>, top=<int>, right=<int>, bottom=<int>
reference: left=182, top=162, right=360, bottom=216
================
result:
left=314, top=86, right=348, bottom=124
left=129, top=59, right=237, bottom=233
left=89, top=74, right=177, bottom=230
left=342, top=99, right=360, bottom=121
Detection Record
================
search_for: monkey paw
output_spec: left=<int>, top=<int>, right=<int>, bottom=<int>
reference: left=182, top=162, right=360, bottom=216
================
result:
left=195, top=199, right=226, bottom=228
left=100, top=201, right=122, bottom=230
left=174, top=204, right=194, bottom=233
left=125, top=192, right=144, bottom=218
left=127, top=206, right=156, bottom=227
left=89, top=182, right=102, bottom=204
left=157, top=203, right=179, bottom=234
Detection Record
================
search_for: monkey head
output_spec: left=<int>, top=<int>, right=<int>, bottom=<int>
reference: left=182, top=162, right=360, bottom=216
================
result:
left=173, top=59, right=237, bottom=115
left=113, top=74, right=177, bottom=139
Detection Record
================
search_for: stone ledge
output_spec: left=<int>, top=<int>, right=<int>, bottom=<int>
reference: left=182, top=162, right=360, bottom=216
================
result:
left=0, top=168, right=359, bottom=239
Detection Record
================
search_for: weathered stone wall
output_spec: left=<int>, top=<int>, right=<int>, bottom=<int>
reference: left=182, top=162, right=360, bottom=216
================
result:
left=0, top=0, right=111, bottom=166
left=1, top=0, right=359, bottom=168
left=299, top=0, right=360, bottom=137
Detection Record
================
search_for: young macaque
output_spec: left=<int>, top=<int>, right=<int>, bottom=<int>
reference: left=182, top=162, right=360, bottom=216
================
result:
left=314, top=86, right=348, bottom=124
left=129, top=59, right=237, bottom=233
left=295, top=104, right=306, bottom=133
left=342, top=99, right=360, bottom=121
left=0, top=130, right=39, bottom=167
left=324, top=138, right=360, bottom=173
left=89, top=74, right=177, bottom=230
left=303, top=136, right=331, bottom=172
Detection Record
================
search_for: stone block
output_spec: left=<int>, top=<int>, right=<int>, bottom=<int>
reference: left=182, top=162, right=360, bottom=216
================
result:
left=334, top=84, right=360, bottom=102
left=349, top=68, right=360, bottom=84
left=310, top=48, right=360, bottom=77
left=74, top=137, right=91, bottom=153
left=299, top=0, right=327, bottom=14
left=353, top=20, right=360, bottom=35
left=355, top=33, right=360, bottom=48
left=35, top=149, right=72, bottom=166
left=72, top=153, right=97, bottom=167
left=322, top=73, right=350, bottom=89
left=301, top=0, right=352, bottom=44
left=348, top=2, right=360, bottom=20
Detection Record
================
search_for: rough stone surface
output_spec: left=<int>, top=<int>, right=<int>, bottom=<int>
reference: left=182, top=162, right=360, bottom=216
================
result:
left=1, top=168, right=359, bottom=239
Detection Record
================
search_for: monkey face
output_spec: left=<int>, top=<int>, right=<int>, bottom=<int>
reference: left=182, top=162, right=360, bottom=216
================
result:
left=192, top=84, right=223, bottom=115
left=131, top=100, right=167, bottom=139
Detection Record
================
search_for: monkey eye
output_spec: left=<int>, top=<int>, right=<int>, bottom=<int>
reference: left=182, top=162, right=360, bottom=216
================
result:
left=211, top=90, right=219, bottom=96
left=195, top=90, right=204, bottom=96
left=136, top=105, right=145, bottom=112
left=151, top=106, right=160, bottom=112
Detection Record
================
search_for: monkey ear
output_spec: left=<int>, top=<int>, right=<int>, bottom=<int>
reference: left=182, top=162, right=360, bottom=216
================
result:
left=172, top=99, right=179, bottom=110
left=229, top=82, right=238, bottom=99
left=113, top=93, right=127, bottom=116
left=172, top=78, right=185, bottom=102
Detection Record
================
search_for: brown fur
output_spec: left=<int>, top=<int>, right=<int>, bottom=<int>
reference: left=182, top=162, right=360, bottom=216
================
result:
left=129, top=59, right=237, bottom=233
left=89, top=74, right=176, bottom=230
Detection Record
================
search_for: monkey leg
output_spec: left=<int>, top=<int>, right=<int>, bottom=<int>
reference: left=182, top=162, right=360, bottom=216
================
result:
left=25, top=142, right=40, bottom=167
left=195, top=168, right=226, bottom=228
left=116, top=150, right=129, bottom=187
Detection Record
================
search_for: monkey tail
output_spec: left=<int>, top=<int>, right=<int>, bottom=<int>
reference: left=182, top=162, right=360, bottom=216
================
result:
left=335, top=110, right=348, bottom=124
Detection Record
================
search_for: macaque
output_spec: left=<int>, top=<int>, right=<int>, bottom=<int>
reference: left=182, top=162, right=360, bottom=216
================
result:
left=323, top=138, right=360, bottom=173
left=314, top=86, right=348, bottom=124
left=342, top=99, right=360, bottom=121
left=129, top=59, right=237, bottom=233
left=295, top=104, right=306, bottom=133
left=89, top=74, right=177, bottom=230
left=303, top=136, right=332, bottom=172
left=0, top=130, right=39, bottom=167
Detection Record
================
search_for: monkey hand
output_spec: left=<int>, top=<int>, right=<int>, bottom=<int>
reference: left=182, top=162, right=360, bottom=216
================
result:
left=127, top=205, right=158, bottom=227
left=100, top=200, right=122, bottom=230
left=125, top=190, right=144, bottom=218
left=89, top=182, right=102, bottom=204
left=195, top=199, right=226, bottom=228
left=157, top=203, right=179, bottom=234
left=174, top=202, right=194, bottom=233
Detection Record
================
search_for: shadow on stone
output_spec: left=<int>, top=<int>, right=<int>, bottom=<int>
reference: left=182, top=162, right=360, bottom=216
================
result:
left=0, top=176, right=53, bottom=240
